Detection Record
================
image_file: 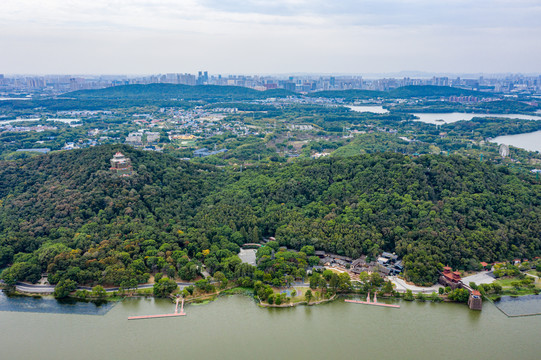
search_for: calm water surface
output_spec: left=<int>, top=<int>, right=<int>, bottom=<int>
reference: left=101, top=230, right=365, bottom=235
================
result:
left=490, top=130, right=541, bottom=153
left=413, top=112, right=541, bottom=124
left=348, top=105, right=389, bottom=114
left=494, top=295, right=541, bottom=316
left=0, top=118, right=80, bottom=125
left=1, top=293, right=540, bottom=360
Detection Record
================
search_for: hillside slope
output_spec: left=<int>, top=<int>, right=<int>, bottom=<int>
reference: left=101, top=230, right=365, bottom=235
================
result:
left=64, top=83, right=293, bottom=102
left=1, top=146, right=540, bottom=286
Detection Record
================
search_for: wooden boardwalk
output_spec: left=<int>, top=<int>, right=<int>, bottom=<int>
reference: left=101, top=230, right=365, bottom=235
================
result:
left=345, top=292, right=400, bottom=309
left=128, top=297, right=186, bottom=320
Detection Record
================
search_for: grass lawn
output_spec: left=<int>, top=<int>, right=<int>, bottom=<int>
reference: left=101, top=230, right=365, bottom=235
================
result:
left=491, top=275, right=541, bottom=298
left=494, top=276, right=540, bottom=287
left=273, top=286, right=321, bottom=303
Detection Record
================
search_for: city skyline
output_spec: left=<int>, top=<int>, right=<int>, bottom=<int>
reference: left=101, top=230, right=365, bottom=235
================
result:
left=2, top=1, right=541, bottom=74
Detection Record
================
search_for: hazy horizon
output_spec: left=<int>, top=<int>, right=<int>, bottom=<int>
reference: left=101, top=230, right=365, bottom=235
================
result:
left=2, top=1, right=541, bottom=74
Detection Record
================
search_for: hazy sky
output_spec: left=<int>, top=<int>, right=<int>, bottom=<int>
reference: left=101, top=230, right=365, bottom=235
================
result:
left=2, top=0, right=540, bottom=75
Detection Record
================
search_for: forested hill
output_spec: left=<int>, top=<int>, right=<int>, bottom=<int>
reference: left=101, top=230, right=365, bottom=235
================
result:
left=63, top=84, right=293, bottom=102
left=1, top=146, right=540, bottom=286
left=308, top=85, right=494, bottom=100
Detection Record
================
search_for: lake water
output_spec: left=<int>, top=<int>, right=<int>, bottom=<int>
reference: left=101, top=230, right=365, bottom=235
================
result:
left=490, top=131, right=541, bottom=153
left=0, top=118, right=41, bottom=125
left=348, top=105, right=389, bottom=114
left=1, top=292, right=540, bottom=360
left=0, top=293, right=115, bottom=315
left=413, top=112, right=541, bottom=124
left=494, top=295, right=541, bottom=316
left=0, top=118, right=80, bottom=125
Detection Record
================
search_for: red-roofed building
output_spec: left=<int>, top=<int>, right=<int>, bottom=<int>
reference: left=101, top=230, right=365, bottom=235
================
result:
left=480, top=262, right=491, bottom=270
left=439, top=266, right=462, bottom=289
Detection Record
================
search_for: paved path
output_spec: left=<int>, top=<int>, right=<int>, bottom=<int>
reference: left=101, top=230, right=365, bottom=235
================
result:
left=523, top=272, right=539, bottom=282
left=461, top=271, right=496, bottom=286
left=13, top=281, right=196, bottom=294
left=389, top=276, right=443, bottom=293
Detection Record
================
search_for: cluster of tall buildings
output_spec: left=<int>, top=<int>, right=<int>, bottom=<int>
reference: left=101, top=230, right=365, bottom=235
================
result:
left=1, top=72, right=541, bottom=95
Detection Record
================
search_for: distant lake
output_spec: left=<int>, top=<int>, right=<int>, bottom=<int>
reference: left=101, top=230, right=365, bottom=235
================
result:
left=47, top=118, right=81, bottom=124
left=413, top=112, right=541, bottom=124
left=0, top=97, right=31, bottom=101
left=0, top=118, right=80, bottom=125
left=490, top=130, right=541, bottom=153
left=348, top=105, right=389, bottom=114
left=0, top=118, right=40, bottom=125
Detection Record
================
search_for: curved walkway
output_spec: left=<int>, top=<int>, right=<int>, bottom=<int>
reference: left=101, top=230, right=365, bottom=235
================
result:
left=13, top=281, right=196, bottom=294
left=389, top=276, right=443, bottom=294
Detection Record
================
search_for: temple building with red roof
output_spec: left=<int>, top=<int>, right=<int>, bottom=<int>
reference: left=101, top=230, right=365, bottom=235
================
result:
left=110, top=152, right=133, bottom=176
left=439, top=266, right=462, bottom=290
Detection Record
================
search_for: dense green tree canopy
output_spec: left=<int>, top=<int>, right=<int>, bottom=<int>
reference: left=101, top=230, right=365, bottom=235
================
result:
left=1, top=145, right=540, bottom=285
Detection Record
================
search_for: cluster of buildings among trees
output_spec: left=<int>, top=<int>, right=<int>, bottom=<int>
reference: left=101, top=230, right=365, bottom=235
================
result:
left=2, top=72, right=541, bottom=95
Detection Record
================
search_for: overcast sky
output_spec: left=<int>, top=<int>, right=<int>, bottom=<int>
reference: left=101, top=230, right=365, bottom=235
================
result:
left=2, top=0, right=540, bottom=75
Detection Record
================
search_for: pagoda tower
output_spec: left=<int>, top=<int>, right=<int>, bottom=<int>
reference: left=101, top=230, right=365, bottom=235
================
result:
left=110, top=152, right=132, bottom=176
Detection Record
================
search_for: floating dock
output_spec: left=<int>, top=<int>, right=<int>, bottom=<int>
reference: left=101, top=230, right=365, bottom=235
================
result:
left=128, top=297, right=186, bottom=320
left=345, top=292, right=400, bottom=308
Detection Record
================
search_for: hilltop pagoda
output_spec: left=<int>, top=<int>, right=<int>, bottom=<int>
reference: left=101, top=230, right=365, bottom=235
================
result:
left=110, top=152, right=132, bottom=176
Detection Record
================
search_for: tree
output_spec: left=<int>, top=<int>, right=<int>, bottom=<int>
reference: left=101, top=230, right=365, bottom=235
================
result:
left=0, top=268, right=16, bottom=286
left=54, top=279, right=77, bottom=299
left=91, top=285, right=106, bottom=299
left=153, top=277, right=178, bottom=297
left=359, top=272, right=369, bottom=283
left=370, top=272, right=383, bottom=287
left=322, top=269, right=333, bottom=281
left=195, top=279, right=215, bottom=293
left=185, top=285, right=195, bottom=295
left=447, top=288, right=469, bottom=303
left=300, top=245, right=315, bottom=256
left=438, top=287, right=444, bottom=295
left=213, top=271, right=228, bottom=289
left=404, top=289, right=414, bottom=301
left=305, top=289, right=313, bottom=303
left=309, top=273, right=321, bottom=289
left=120, top=278, right=138, bottom=292
left=308, top=256, right=320, bottom=267
left=329, top=273, right=340, bottom=291
left=383, top=281, right=393, bottom=294
left=0, top=246, right=14, bottom=268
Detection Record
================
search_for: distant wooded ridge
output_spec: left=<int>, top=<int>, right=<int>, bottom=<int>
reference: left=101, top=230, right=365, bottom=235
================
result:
left=62, top=84, right=495, bottom=101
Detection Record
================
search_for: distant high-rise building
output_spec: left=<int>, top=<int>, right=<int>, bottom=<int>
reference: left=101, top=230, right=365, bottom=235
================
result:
left=197, top=71, right=209, bottom=85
